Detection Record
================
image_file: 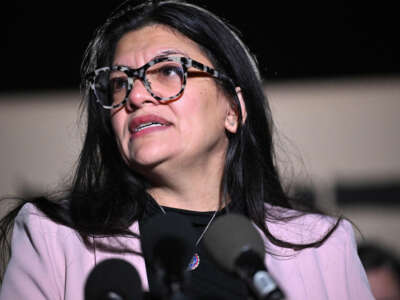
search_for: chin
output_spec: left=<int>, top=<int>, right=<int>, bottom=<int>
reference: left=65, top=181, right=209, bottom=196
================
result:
left=128, top=147, right=174, bottom=171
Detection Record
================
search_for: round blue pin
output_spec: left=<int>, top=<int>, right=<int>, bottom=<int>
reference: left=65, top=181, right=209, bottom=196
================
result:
left=188, top=253, right=200, bottom=271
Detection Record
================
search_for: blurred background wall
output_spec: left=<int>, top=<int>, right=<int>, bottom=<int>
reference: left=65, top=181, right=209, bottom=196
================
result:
left=1, top=76, right=399, bottom=252
left=266, top=77, right=400, bottom=253
left=0, top=91, right=81, bottom=198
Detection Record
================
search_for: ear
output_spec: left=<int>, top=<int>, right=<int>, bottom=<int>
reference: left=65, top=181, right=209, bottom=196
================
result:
left=225, top=87, right=247, bottom=134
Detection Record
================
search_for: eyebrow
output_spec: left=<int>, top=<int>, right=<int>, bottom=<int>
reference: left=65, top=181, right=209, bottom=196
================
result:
left=112, top=49, right=190, bottom=69
left=152, top=49, right=188, bottom=60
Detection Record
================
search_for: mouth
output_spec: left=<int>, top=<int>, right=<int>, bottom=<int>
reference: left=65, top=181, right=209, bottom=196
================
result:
left=134, top=122, right=167, bottom=132
left=129, top=114, right=171, bottom=136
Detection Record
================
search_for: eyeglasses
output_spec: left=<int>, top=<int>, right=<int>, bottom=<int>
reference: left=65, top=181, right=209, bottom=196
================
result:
left=87, top=56, right=233, bottom=109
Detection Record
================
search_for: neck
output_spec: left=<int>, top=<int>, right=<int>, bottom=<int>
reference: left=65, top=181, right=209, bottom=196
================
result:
left=147, top=175, right=224, bottom=212
left=146, top=160, right=226, bottom=212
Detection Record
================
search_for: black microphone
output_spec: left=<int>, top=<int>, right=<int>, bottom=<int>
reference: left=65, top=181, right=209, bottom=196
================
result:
left=85, top=258, right=143, bottom=300
left=203, top=214, right=285, bottom=300
left=141, top=213, right=196, bottom=300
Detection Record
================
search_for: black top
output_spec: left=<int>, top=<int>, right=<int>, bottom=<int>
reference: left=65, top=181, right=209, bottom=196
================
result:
left=139, top=195, right=249, bottom=300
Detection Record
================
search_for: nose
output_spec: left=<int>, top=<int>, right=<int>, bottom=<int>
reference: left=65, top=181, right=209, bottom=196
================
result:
left=125, top=78, right=158, bottom=110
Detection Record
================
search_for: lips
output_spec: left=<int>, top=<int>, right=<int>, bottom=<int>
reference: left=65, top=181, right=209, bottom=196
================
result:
left=129, top=114, right=171, bottom=136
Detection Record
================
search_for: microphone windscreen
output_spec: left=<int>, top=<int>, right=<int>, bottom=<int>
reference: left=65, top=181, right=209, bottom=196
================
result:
left=140, top=212, right=196, bottom=271
left=203, top=213, right=265, bottom=272
left=84, top=258, right=143, bottom=300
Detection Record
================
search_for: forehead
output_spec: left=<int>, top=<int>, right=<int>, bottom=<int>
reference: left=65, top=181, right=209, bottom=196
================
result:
left=113, top=24, right=212, bottom=67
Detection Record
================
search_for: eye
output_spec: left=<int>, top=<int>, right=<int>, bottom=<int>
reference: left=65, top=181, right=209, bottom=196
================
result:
left=147, top=62, right=184, bottom=82
left=110, top=77, right=128, bottom=93
left=159, top=64, right=184, bottom=79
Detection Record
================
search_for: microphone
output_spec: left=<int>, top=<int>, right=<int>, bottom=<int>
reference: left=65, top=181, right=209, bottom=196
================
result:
left=203, top=214, right=285, bottom=300
left=140, top=213, right=196, bottom=300
left=84, top=258, right=143, bottom=300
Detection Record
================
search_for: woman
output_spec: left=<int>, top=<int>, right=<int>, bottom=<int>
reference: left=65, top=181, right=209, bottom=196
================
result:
left=0, top=1, right=374, bottom=299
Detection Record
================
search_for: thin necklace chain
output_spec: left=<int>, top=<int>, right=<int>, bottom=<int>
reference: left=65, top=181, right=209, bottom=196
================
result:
left=157, top=203, right=218, bottom=247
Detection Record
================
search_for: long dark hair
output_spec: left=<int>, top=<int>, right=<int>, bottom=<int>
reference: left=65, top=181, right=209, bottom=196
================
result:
left=1, top=0, right=341, bottom=275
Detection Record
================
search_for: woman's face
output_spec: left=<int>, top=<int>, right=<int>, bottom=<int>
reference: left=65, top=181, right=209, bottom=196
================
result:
left=110, top=25, right=238, bottom=178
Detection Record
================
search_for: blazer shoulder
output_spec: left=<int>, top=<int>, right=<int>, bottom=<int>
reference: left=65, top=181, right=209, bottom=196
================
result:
left=263, top=204, right=353, bottom=255
left=15, top=202, right=83, bottom=247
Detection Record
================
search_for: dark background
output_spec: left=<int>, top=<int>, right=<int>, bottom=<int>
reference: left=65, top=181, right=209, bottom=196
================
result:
left=2, top=1, right=399, bottom=92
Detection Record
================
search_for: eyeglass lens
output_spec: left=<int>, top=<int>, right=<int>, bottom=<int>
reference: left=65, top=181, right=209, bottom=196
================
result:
left=94, top=61, right=185, bottom=107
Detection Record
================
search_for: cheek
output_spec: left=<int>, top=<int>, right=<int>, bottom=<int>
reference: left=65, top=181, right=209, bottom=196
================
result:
left=179, top=87, right=222, bottom=120
left=174, top=97, right=208, bottom=136
left=176, top=92, right=228, bottom=144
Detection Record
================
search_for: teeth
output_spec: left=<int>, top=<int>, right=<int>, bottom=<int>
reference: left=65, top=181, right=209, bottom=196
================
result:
left=135, top=122, right=164, bottom=132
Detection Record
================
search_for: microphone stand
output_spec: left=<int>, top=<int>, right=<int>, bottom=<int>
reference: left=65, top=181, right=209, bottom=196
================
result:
left=235, top=250, right=285, bottom=300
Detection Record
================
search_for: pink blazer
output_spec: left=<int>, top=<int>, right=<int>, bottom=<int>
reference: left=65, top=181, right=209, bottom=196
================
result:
left=0, top=203, right=374, bottom=300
